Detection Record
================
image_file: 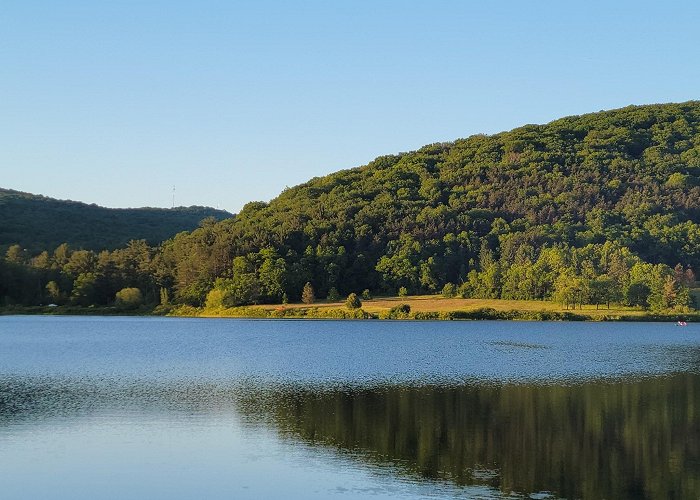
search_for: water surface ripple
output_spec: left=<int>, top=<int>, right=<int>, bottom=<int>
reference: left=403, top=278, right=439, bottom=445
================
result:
left=1, top=316, right=699, bottom=499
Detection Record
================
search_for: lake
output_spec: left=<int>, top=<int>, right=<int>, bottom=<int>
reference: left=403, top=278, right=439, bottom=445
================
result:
left=0, top=316, right=698, bottom=499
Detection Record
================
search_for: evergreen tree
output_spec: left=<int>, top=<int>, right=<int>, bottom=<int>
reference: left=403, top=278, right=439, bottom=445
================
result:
left=302, top=282, right=315, bottom=304
left=345, top=293, right=362, bottom=310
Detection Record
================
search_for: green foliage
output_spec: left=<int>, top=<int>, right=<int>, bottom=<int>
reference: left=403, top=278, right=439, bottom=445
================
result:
left=213, top=275, right=260, bottom=307
left=205, top=288, right=226, bottom=309
left=441, top=283, right=457, bottom=298
left=45, top=281, right=61, bottom=304
left=115, top=287, right=143, bottom=310
left=626, top=282, right=651, bottom=308
left=552, top=270, right=584, bottom=310
left=376, top=235, right=421, bottom=293
left=345, top=292, right=362, bottom=310
left=384, top=303, right=411, bottom=319
left=398, top=286, right=408, bottom=297
left=4, top=102, right=700, bottom=313
left=0, top=188, right=231, bottom=252
left=362, top=289, right=372, bottom=300
left=257, top=248, right=287, bottom=302
left=159, top=287, right=170, bottom=306
left=5, top=245, right=26, bottom=265
left=71, top=272, right=99, bottom=306
left=327, top=287, right=340, bottom=302
left=588, top=275, right=614, bottom=309
left=666, top=172, right=690, bottom=188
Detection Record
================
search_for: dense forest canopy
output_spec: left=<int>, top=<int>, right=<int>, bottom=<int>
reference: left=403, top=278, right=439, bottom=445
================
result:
left=0, top=188, right=232, bottom=252
left=2, top=102, right=699, bottom=311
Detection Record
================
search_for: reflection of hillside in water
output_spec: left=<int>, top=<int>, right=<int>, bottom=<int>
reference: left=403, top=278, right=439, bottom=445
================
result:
left=248, top=375, right=700, bottom=499
left=2, top=374, right=700, bottom=499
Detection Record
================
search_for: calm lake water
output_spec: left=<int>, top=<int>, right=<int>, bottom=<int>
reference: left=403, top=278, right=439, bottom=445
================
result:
left=1, top=316, right=699, bottom=499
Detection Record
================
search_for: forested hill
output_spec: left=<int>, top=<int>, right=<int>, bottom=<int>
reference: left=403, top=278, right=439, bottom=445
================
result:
left=0, top=188, right=232, bottom=251
left=3, top=102, right=700, bottom=311
left=163, top=101, right=700, bottom=305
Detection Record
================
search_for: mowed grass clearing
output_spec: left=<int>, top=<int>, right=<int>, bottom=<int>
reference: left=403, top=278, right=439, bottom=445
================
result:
left=258, top=295, right=648, bottom=318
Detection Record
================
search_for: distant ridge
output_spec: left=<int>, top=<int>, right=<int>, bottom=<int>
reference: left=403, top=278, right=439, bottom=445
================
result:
left=0, top=188, right=233, bottom=251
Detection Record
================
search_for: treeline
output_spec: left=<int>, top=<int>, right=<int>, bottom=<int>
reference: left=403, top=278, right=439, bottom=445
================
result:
left=0, top=238, right=694, bottom=313
left=448, top=240, right=695, bottom=311
left=0, top=241, right=163, bottom=309
left=2, top=102, right=700, bottom=311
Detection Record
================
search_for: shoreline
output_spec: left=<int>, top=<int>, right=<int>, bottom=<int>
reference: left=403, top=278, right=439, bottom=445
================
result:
left=2, top=304, right=698, bottom=323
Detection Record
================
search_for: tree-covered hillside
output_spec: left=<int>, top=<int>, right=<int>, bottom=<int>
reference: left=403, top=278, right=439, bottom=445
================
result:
left=0, top=188, right=232, bottom=252
left=2, top=102, right=700, bottom=311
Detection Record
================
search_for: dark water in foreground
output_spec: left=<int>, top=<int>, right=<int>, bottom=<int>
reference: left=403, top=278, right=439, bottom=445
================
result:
left=1, top=317, right=699, bottom=499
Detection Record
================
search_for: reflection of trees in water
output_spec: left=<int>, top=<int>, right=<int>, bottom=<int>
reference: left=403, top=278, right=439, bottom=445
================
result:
left=256, top=376, right=700, bottom=499
left=2, top=375, right=700, bottom=499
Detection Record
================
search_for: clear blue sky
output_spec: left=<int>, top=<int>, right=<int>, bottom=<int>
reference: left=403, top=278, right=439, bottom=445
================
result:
left=3, top=1, right=699, bottom=213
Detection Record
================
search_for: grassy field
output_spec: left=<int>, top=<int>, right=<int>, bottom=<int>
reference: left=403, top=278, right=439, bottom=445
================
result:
left=255, top=295, right=649, bottom=318
left=6, top=293, right=696, bottom=321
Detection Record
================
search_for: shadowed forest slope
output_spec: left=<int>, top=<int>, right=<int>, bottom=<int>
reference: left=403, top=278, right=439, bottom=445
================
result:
left=0, top=188, right=232, bottom=252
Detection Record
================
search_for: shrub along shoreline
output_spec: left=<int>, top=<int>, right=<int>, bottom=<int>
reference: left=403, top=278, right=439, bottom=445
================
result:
left=168, top=304, right=699, bottom=322
left=2, top=298, right=697, bottom=322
